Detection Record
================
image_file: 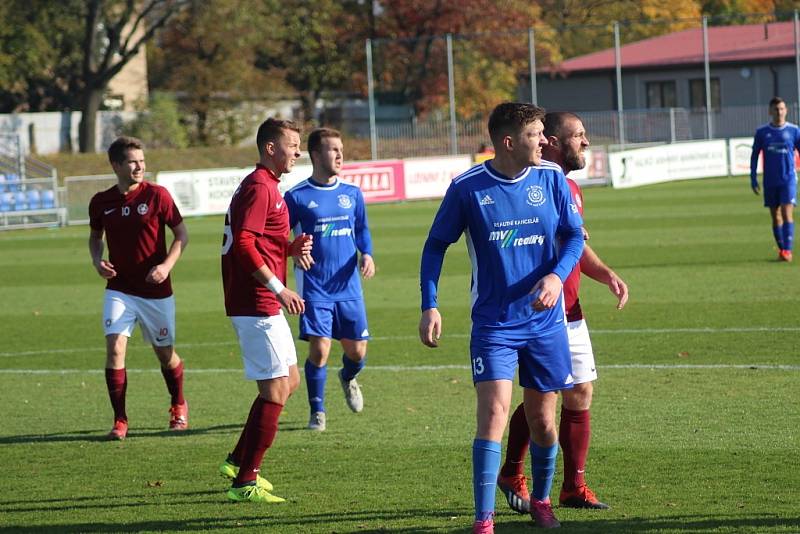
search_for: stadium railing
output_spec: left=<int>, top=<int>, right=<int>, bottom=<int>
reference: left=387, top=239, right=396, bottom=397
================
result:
left=0, top=134, right=64, bottom=230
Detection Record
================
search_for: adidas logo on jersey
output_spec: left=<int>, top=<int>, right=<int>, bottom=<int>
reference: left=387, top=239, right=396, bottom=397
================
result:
left=479, top=195, right=494, bottom=205
left=308, top=200, right=319, bottom=208
left=361, top=329, right=369, bottom=337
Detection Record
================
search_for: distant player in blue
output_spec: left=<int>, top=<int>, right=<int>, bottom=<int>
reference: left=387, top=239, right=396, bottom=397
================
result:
left=751, top=96, right=800, bottom=262
left=418, top=103, right=584, bottom=532
left=284, top=128, right=375, bottom=432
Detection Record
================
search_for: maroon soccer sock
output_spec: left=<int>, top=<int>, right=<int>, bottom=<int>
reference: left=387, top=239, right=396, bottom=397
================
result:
left=105, top=368, right=128, bottom=422
left=500, top=403, right=530, bottom=477
left=559, top=407, right=591, bottom=490
left=160, top=359, right=185, bottom=405
left=233, top=397, right=283, bottom=485
left=230, top=397, right=261, bottom=465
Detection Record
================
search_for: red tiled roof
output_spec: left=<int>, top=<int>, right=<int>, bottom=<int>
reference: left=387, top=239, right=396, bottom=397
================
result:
left=555, top=21, right=796, bottom=74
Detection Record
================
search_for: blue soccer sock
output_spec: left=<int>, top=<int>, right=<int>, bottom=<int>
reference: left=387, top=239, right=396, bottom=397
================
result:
left=530, top=442, right=559, bottom=502
left=773, top=224, right=784, bottom=250
left=472, top=439, right=501, bottom=522
left=782, top=222, right=794, bottom=251
left=341, top=354, right=365, bottom=381
left=304, top=359, right=327, bottom=413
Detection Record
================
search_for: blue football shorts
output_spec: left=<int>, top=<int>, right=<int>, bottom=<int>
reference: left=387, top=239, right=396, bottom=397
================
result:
left=299, top=299, right=370, bottom=341
left=763, top=181, right=797, bottom=207
left=469, top=326, right=574, bottom=392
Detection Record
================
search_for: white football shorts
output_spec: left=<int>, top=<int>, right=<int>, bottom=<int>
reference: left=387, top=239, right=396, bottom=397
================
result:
left=102, top=289, right=176, bottom=347
left=230, top=312, right=298, bottom=381
left=567, top=319, right=597, bottom=384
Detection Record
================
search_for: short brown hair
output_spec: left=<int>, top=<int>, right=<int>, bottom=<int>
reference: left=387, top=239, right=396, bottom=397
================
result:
left=769, top=96, right=785, bottom=108
left=256, top=118, right=301, bottom=155
left=107, top=136, right=144, bottom=164
left=544, top=111, right=582, bottom=139
left=488, top=102, right=546, bottom=146
left=307, top=127, right=342, bottom=155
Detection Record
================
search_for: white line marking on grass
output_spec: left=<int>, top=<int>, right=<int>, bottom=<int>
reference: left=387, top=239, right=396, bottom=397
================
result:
left=1, top=363, right=799, bottom=374
left=2, top=326, right=799, bottom=358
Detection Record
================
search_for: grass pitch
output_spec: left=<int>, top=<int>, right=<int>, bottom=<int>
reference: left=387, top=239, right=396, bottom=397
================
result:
left=0, top=176, right=798, bottom=533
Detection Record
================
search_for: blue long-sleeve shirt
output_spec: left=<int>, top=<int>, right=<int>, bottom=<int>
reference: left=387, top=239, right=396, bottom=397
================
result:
left=751, top=122, right=800, bottom=189
left=284, top=178, right=372, bottom=302
left=420, top=161, right=584, bottom=336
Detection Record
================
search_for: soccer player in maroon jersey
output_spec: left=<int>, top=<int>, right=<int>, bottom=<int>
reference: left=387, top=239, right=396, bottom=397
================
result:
left=218, top=118, right=313, bottom=503
left=88, top=136, right=190, bottom=441
left=497, top=112, right=629, bottom=514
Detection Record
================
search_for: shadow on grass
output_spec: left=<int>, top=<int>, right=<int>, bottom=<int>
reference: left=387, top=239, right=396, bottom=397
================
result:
left=0, top=424, right=242, bottom=444
left=0, top=508, right=797, bottom=533
left=496, top=512, right=800, bottom=533
left=620, top=256, right=788, bottom=270
left=0, top=490, right=223, bottom=514
left=0, top=508, right=471, bottom=533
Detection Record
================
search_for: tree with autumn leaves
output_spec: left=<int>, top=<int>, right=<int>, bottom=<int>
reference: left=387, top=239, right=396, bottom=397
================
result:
left=1, top=0, right=795, bottom=150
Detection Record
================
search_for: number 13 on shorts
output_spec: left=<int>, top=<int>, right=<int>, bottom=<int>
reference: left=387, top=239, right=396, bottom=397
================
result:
left=472, top=356, right=485, bottom=376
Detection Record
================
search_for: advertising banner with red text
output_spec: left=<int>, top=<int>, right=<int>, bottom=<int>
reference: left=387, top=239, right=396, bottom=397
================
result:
left=339, top=160, right=405, bottom=203
left=403, top=155, right=473, bottom=200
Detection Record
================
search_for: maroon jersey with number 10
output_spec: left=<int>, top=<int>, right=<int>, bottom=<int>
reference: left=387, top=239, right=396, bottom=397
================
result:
left=221, top=165, right=290, bottom=317
left=89, top=181, right=183, bottom=299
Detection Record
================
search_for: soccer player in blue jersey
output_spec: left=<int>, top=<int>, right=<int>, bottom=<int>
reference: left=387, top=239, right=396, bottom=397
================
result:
left=751, top=96, right=800, bottom=262
left=419, top=102, right=585, bottom=532
left=284, top=128, right=375, bottom=432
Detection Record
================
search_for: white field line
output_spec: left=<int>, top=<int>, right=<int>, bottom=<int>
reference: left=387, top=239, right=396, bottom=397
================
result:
left=1, top=326, right=799, bottom=358
left=1, top=363, right=799, bottom=374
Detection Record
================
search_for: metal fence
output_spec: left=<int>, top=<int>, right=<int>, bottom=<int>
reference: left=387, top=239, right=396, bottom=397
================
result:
left=361, top=12, right=800, bottom=159
left=352, top=103, right=791, bottom=160
left=0, top=133, right=63, bottom=230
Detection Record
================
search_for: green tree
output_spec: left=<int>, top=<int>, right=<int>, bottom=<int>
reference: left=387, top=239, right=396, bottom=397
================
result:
left=149, top=0, right=287, bottom=145
left=0, top=0, right=188, bottom=152
left=254, top=0, right=359, bottom=123
left=75, top=0, right=189, bottom=152
left=534, top=0, right=701, bottom=61
left=369, top=0, right=548, bottom=118
left=0, top=0, right=84, bottom=113
left=124, top=91, right=188, bottom=149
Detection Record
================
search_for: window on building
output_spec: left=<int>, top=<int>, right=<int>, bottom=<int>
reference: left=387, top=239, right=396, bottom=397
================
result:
left=689, top=78, right=720, bottom=110
left=646, top=81, right=677, bottom=108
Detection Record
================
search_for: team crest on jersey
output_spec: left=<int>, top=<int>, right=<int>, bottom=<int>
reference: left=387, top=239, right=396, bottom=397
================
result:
left=526, top=185, right=546, bottom=207
left=338, top=194, right=352, bottom=209
left=137, top=203, right=149, bottom=215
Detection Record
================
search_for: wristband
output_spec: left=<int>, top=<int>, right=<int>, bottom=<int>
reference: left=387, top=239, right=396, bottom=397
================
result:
left=266, top=276, right=285, bottom=294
